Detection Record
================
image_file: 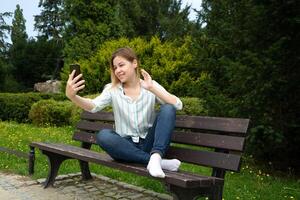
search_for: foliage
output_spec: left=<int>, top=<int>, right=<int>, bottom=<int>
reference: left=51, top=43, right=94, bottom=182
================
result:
left=9, top=5, right=29, bottom=90
left=115, top=0, right=193, bottom=41
left=63, top=0, right=123, bottom=61
left=0, top=12, right=11, bottom=54
left=0, top=92, right=66, bottom=123
left=0, top=12, right=12, bottom=92
left=194, top=0, right=300, bottom=172
left=34, top=0, right=66, bottom=42
left=29, top=99, right=73, bottom=126
left=10, top=5, right=27, bottom=45
left=61, top=36, right=193, bottom=95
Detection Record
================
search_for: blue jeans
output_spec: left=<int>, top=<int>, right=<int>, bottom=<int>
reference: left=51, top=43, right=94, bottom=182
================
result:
left=96, top=104, right=176, bottom=164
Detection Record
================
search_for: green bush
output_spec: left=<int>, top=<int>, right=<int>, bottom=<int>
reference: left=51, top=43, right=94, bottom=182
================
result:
left=177, top=97, right=208, bottom=116
left=60, top=36, right=193, bottom=96
left=28, top=96, right=208, bottom=127
left=0, top=92, right=66, bottom=123
left=29, top=99, right=73, bottom=127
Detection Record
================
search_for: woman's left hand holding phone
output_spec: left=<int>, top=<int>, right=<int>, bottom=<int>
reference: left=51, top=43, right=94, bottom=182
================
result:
left=66, top=70, right=85, bottom=99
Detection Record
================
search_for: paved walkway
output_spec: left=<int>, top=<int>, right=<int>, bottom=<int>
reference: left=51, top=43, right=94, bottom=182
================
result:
left=0, top=172, right=173, bottom=200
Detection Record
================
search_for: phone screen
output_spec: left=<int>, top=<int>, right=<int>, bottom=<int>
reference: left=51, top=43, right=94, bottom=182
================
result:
left=69, top=64, right=82, bottom=82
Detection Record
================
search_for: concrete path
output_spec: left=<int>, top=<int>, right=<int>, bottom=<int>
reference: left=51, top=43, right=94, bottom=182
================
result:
left=0, top=172, right=173, bottom=200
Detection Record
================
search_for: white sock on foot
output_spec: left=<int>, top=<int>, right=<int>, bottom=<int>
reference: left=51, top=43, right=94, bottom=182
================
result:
left=161, top=159, right=181, bottom=171
left=147, top=153, right=165, bottom=178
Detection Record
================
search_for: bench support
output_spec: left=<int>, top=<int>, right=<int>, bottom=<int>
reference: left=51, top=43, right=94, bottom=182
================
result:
left=166, top=184, right=223, bottom=200
left=29, top=146, right=35, bottom=175
left=166, top=184, right=203, bottom=200
left=79, top=142, right=92, bottom=180
left=42, top=150, right=69, bottom=188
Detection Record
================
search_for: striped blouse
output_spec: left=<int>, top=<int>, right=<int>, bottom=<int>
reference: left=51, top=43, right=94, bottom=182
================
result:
left=90, top=81, right=183, bottom=141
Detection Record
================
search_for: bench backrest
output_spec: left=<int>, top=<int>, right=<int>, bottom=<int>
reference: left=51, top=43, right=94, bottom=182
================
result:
left=73, top=111, right=249, bottom=174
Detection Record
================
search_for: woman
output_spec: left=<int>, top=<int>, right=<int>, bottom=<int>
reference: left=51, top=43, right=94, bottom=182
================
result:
left=66, top=47, right=182, bottom=178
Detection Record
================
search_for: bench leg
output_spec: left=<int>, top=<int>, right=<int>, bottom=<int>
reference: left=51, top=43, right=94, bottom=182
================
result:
left=28, top=146, right=35, bottom=175
left=42, top=150, right=69, bottom=188
left=79, top=160, right=92, bottom=180
left=209, top=185, right=223, bottom=200
left=79, top=142, right=92, bottom=180
left=166, top=184, right=204, bottom=200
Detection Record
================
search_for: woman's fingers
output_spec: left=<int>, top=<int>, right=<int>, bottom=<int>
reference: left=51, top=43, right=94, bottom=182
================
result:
left=74, top=84, right=85, bottom=92
left=68, top=70, right=76, bottom=82
left=141, top=69, right=151, bottom=80
left=74, top=79, right=85, bottom=88
left=72, top=73, right=83, bottom=84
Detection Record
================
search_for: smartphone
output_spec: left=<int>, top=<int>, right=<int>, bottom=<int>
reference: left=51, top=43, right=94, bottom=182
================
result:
left=69, top=64, right=82, bottom=82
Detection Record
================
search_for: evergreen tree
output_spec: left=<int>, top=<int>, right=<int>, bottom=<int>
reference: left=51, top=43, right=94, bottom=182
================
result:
left=9, top=4, right=29, bottom=90
left=0, top=12, right=11, bottom=54
left=194, top=0, right=300, bottom=172
left=34, top=0, right=65, bottom=42
left=11, top=5, right=27, bottom=44
left=34, top=0, right=65, bottom=80
left=63, top=0, right=123, bottom=61
left=116, top=0, right=192, bottom=41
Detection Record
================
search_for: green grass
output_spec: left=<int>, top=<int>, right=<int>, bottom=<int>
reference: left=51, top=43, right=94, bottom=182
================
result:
left=0, top=121, right=299, bottom=200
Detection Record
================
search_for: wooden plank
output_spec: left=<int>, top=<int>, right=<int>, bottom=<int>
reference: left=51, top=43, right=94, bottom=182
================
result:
left=175, top=115, right=250, bottom=134
left=76, top=121, right=114, bottom=132
left=80, top=111, right=249, bottom=134
left=81, top=111, right=114, bottom=121
left=171, top=131, right=245, bottom=151
left=73, top=131, right=97, bottom=144
left=73, top=130, right=245, bottom=151
left=30, top=142, right=224, bottom=188
left=165, top=146, right=241, bottom=171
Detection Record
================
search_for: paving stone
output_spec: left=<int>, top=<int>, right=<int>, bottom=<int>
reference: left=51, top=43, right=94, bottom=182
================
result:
left=0, top=172, right=173, bottom=200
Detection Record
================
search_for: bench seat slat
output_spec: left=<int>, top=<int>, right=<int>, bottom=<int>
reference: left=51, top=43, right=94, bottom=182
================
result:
left=165, top=146, right=241, bottom=171
left=30, top=142, right=223, bottom=188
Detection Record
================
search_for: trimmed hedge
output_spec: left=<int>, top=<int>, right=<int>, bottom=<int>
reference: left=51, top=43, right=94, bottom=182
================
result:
left=27, top=96, right=208, bottom=127
left=29, top=99, right=73, bottom=127
left=1, top=92, right=208, bottom=127
left=0, top=92, right=66, bottom=123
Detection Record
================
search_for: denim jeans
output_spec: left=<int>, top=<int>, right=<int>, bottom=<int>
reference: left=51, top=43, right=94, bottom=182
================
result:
left=96, top=104, right=176, bottom=165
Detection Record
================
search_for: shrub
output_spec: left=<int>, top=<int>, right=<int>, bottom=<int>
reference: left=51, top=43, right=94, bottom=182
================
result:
left=60, top=36, right=193, bottom=96
left=177, top=97, right=208, bottom=116
left=29, top=99, right=73, bottom=127
left=0, top=92, right=66, bottom=123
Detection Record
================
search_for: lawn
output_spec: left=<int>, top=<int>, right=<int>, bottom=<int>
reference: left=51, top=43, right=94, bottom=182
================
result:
left=0, top=121, right=299, bottom=199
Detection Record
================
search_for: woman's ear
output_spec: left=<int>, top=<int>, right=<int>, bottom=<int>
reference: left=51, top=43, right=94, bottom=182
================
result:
left=133, top=59, right=138, bottom=69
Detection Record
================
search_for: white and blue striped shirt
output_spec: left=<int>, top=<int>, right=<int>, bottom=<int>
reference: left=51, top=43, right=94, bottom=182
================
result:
left=91, top=81, right=182, bottom=140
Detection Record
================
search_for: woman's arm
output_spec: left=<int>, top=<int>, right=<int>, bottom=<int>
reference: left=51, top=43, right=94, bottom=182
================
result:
left=140, top=69, right=182, bottom=110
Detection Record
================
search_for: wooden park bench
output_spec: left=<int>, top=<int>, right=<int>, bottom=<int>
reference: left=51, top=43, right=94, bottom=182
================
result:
left=29, top=111, right=249, bottom=200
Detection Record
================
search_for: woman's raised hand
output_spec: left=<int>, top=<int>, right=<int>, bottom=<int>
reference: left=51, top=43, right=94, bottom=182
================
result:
left=140, top=69, right=154, bottom=90
left=66, top=70, right=85, bottom=99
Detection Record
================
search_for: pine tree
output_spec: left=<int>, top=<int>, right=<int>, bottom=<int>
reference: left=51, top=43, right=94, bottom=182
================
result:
left=0, top=12, right=11, bottom=55
left=9, top=4, right=29, bottom=90
left=11, top=5, right=27, bottom=44
left=34, top=0, right=65, bottom=42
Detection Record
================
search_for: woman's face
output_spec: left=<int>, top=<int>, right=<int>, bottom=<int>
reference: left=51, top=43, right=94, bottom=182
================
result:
left=112, top=56, right=137, bottom=83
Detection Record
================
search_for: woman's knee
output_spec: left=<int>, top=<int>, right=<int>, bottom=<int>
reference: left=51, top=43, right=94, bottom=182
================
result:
left=160, top=104, right=176, bottom=116
left=96, top=129, right=115, bottom=146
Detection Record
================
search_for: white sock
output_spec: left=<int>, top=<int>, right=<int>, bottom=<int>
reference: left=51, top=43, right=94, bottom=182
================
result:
left=161, top=159, right=181, bottom=172
left=147, top=153, right=165, bottom=178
